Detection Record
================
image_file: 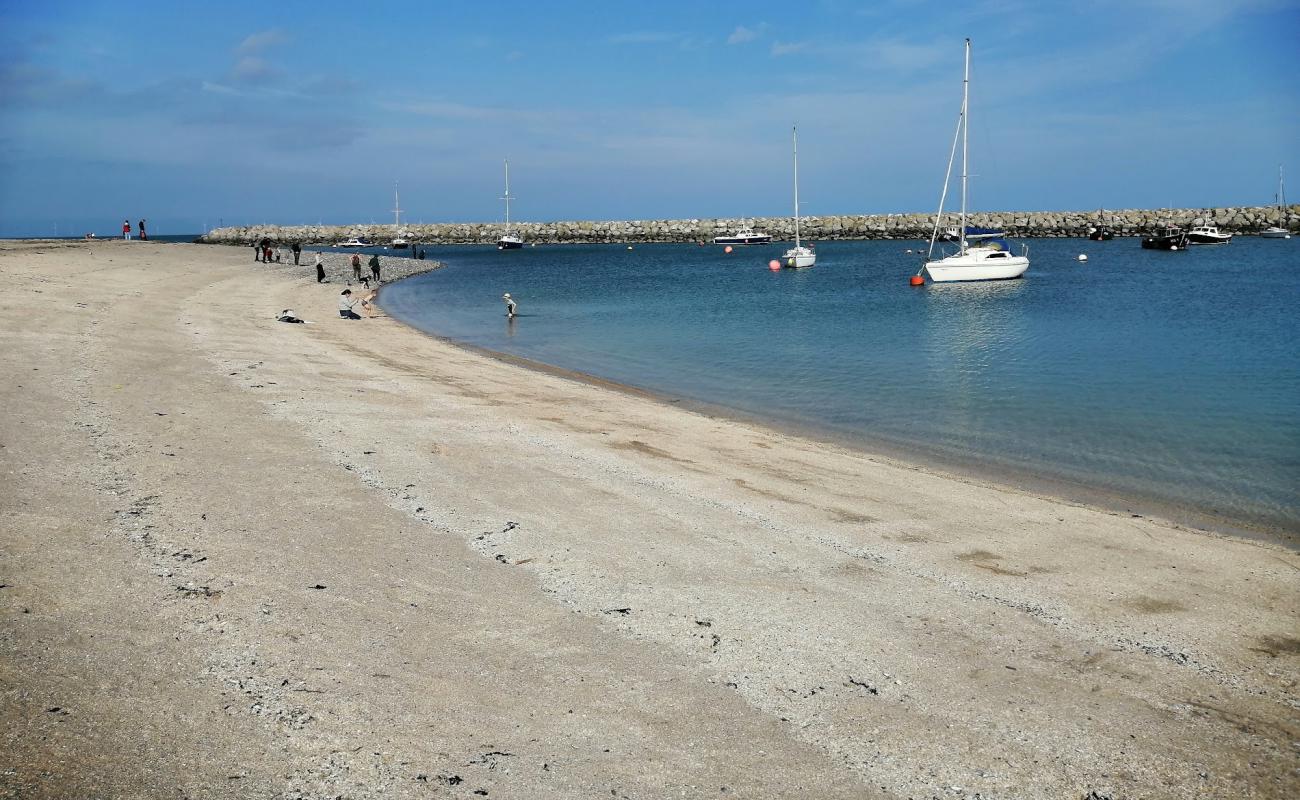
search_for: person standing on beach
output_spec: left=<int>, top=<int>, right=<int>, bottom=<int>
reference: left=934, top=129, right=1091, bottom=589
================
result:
left=314, top=252, right=326, bottom=283
left=368, top=253, right=380, bottom=284
left=253, top=240, right=261, bottom=262
left=138, top=219, right=147, bottom=241
left=338, top=289, right=362, bottom=319
left=122, top=220, right=131, bottom=240
left=291, top=241, right=302, bottom=265
left=260, top=237, right=272, bottom=264
left=503, top=293, right=517, bottom=318
left=350, top=253, right=362, bottom=282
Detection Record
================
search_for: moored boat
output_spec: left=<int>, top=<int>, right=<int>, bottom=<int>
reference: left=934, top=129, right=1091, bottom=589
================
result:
left=920, top=39, right=1028, bottom=283
left=713, top=222, right=772, bottom=245
left=336, top=236, right=370, bottom=247
left=1141, top=226, right=1189, bottom=250
left=1186, top=224, right=1232, bottom=245
left=781, top=125, right=815, bottom=268
left=497, top=159, right=524, bottom=250
left=1087, top=210, right=1114, bottom=241
left=1261, top=165, right=1291, bottom=238
left=390, top=182, right=409, bottom=248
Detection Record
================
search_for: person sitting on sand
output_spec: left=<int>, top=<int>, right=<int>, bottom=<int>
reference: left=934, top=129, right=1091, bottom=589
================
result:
left=338, top=289, right=362, bottom=320
left=277, top=309, right=305, bottom=324
left=502, top=292, right=517, bottom=318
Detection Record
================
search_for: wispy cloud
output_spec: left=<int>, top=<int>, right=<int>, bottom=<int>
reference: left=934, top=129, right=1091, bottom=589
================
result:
left=608, top=31, right=684, bottom=45
left=727, top=24, right=763, bottom=45
left=231, top=56, right=279, bottom=85
left=771, top=40, right=809, bottom=57
left=236, top=29, right=287, bottom=56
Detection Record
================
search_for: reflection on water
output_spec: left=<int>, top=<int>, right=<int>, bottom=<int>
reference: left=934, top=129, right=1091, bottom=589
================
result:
left=382, top=238, right=1300, bottom=533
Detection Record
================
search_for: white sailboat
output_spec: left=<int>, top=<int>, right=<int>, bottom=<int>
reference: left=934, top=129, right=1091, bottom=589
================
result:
left=1261, top=165, right=1291, bottom=239
left=497, top=159, right=523, bottom=250
left=782, top=125, right=815, bottom=268
left=922, top=38, right=1028, bottom=283
left=390, top=182, right=409, bottom=248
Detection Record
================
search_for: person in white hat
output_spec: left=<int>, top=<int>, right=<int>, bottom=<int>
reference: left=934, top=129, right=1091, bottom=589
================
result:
left=502, top=293, right=516, bottom=318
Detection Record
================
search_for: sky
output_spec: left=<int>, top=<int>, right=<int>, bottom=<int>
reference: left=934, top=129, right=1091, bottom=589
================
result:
left=1, top=0, right=1297, bottom=236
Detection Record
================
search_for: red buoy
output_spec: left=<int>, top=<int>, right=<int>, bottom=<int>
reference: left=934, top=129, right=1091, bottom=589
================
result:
left=724, top=245, right=734, bottom=254
left=909, top=275, right=924, bottom=286
left=768, top=259, right=781, bottom=270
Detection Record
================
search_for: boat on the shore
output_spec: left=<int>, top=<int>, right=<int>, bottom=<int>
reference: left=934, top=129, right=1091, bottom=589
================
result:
left=497, top=159, right=523, bottom=250
left=714, top=222, right=772, bottom=245
left=781, top=125, right=815, bottom=268
left=1186, top=224, right=1232, bottom=245
left=1261, top=165, right=1291, bottom=239
left=1141, top=226, right=1189, bottom=250
left=921, top=39, right=1029, bottom=283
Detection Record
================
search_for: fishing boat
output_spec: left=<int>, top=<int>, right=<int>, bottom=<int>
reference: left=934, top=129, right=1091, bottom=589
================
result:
left=335, top=236, right=370, bottom=248
left=1140, top=226, right=1189, bottom=250
left=920, top=39, right=1029, bottom=283
left=1186, top=224, right=1232, bottom=245
left=1087, top=209, right=1114, bottom=240
left=497, top=159, right=523, bottom=250
left=1262, top=165, right=1291, bottom=239
left=390, top=182, right=409, bottom=248
left=713, top=222, right=772, bottom=245
left=781, top=125, right=815, bottom=268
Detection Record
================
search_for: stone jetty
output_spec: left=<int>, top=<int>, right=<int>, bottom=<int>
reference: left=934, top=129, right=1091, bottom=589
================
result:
left=200, top=205, right=1297, bottom=246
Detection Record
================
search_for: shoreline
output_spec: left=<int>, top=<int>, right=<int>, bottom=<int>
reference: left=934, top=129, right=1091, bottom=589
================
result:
left=4, top=240, right=1297, bottom=799
left=374, top=263, right=1299, bottom=549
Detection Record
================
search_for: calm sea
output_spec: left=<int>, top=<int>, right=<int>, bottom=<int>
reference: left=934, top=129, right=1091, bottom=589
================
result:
left=380, top=238, right=1300, bottom=536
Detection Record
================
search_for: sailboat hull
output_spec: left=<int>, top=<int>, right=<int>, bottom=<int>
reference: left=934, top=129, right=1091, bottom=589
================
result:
left=1260, top=228, right=1291, bottom=239
left=924, top=253, right=1028, bottom=282
left=782, top=248, right=815, bottom=268
left=497, top=237, right=524, bottom=250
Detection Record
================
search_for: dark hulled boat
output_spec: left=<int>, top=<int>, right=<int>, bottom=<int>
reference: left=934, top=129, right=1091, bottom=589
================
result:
left=1141, top=226, right=1189, bottom=250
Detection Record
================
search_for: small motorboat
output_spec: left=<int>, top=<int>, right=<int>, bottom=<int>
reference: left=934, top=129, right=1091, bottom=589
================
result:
left=1087, top=227, right=1114, bottom=241
left=497, top=233, right=523, bottom=250
left=1186, top=225, right=1232, bottom=245
left=390, top=237, right=410, bottom=249
left=1141, top=226, right=1189, bottom=250
left=335, top=237, right=370, bottom=247
left=713, top=222, right=772, bottom=245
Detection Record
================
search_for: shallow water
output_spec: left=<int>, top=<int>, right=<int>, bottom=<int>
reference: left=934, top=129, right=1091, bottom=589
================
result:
left=381, top=237, right=1300, bottom=533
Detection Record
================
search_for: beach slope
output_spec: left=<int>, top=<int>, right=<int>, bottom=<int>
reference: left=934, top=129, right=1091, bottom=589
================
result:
left=1, top=241, right=1295, bottom=799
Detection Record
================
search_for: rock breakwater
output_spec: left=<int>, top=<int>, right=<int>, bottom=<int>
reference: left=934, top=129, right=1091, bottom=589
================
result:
left=200, top=205, right=1297, bottom=246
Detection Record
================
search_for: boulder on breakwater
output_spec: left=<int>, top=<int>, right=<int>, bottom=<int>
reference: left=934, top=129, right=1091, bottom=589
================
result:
left=198, top=205, right=1298, bottom=246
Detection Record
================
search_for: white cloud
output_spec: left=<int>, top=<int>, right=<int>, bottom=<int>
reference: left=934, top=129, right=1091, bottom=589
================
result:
left=771, top=40, right=809, bottom=57
left=236, top=29, right=287, bottom=55
left=727, top=25, right=760, bottom=45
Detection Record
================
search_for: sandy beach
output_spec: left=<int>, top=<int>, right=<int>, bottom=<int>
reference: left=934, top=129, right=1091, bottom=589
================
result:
left=1, top=239, right=1296, bottom=799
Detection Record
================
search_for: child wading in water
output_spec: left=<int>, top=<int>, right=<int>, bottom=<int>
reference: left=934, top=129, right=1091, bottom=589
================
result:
left=502, top=293, right=517, bottom=318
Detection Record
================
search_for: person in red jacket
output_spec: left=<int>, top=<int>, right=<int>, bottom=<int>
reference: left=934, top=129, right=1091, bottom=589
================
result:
left=122, top=220, right=131, bottom=240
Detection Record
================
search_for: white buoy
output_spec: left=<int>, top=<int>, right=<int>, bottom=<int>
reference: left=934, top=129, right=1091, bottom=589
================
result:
left=1077, top=254, right=1088, bottom=262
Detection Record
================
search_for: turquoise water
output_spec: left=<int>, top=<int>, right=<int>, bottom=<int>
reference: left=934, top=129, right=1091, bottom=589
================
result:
left=380, top=238, right=1300, bottom=534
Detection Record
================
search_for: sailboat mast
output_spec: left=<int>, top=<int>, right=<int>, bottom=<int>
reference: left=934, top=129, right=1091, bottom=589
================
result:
left=959, top=38, right=970, bottom=254
left=1279, top=164, right=1287, bottom=213
left=392, top=182, right=402, bottom=227
left=502, top=159, right=512, bottom=234
left=792, top=125, right=801, bottom=249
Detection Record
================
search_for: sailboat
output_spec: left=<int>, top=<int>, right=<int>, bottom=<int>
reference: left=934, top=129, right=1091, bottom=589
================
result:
left=497, top=159, right=523, bottom=250
left=1261, top=165, right=1291, bottom=239
left=921, top=39, right=1028, bottom=283
left=782, top=125, right=815, bottom=268
left=390, top=182, right=409, bottom=248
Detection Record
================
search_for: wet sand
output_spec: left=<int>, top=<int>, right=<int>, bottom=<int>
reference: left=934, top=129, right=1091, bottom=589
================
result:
left=1, top=239, right=1296, bottom=799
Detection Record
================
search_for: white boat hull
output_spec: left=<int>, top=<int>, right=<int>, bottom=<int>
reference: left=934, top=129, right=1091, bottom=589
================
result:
left=782, top=246, right=815, bottom=268
left=1260, top=227, right=1291, bottom=239
left=924, top=251, right=1028, bottom=282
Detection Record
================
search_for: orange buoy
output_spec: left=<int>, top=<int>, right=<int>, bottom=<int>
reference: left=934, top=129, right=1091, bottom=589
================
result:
left=909, top=275, right=924, bottom=286
left=724, top=245, right=734, bottom=254
left=768, top=259, right=781, bottom=270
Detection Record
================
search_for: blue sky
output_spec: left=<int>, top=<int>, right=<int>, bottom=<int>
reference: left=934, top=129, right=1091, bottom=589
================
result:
left=1, top=0, right=1297, bottom=236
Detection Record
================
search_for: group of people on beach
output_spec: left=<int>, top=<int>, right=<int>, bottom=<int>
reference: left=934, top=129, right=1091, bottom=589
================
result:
left=123, top=219, right=146, bottom=240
